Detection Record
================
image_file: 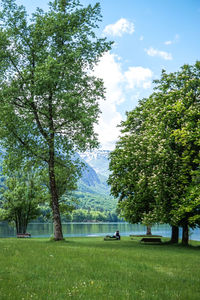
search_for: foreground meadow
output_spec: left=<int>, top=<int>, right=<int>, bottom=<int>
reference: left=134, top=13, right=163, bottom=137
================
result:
left=0, top=237, right=200, bottom=300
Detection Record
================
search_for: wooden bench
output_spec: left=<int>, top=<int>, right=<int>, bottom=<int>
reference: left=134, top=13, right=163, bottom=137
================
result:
left=17, top=233, right=31, bottom=238
left=140, top=237, right=162, bottom=243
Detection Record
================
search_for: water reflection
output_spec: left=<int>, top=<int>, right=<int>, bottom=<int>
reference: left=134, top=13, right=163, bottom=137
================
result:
left=0, top=222, right=199, bottom=241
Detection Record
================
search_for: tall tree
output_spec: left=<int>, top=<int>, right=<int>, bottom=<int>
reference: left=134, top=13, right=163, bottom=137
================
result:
left=151, top=63, right=200, bottom=245
left=109, top=62, right=200, bottom=245
left=108, top=102, right=157, bottom=235
left=0, top=0, right=111, bottom=240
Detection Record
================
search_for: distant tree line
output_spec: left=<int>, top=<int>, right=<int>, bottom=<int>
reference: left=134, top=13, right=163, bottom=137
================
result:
left=37, top=207, right=121, bottom=223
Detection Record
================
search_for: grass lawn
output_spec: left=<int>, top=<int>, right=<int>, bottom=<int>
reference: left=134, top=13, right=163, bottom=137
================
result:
left=0, top=237, right=200, bottom=300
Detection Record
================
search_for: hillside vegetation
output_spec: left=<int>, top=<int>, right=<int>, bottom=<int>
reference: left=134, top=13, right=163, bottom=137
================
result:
left=0, top=149, right=119, bottom=222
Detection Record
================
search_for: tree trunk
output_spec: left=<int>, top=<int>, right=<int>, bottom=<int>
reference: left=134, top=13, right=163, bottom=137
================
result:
left=15, top=212, right=26, bottom=234
left=15, top=217, right=27, bottom=234
left=15, top=213, right=20, bottom=234
left=146, top=225, right=152, bottom=235
left=49, top=148, right=63, bottom=241
left=170, top=225, right=179, bottom=243
left=182, top=223, right=189, bottom=246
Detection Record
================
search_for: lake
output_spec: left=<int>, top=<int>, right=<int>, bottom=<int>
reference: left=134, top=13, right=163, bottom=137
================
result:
left=0, top=222, right=200, bottom=241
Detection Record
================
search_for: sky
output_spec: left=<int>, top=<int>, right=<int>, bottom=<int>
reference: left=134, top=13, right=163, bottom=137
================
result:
left=15, top=0, right=200, bottom=150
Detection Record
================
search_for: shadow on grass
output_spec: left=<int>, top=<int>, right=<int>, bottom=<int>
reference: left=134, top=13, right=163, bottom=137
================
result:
left=16, top=236, right=200, bottom=251
left=47, top=237, right=200, bottom=252
left=96, top=238, right=198, bottom=250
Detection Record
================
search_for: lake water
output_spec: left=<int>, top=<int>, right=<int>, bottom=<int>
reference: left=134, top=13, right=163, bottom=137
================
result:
left=0, top=222, right=200, bottom=241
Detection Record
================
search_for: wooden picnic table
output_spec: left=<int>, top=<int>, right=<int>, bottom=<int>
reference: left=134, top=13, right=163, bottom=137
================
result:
left=140, top=237, right=162, bottom=243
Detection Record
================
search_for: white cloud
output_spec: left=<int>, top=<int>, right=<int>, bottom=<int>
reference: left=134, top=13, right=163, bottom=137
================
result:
left=103, top=18, right=134, bottom=37
left=139, top=35, right=144, bottom=41
left=164, top=40, right=172, bottom=45
left=124, top=67, right=153, bottom=89
left=94, top=52, right=125, bottom=105
left=175, top=34, right=180, bottom=42
left=164, top=34, right=180, bottom=45
left=93, top=53, right=153, bottom=150
left=93, top=53, right=124, bottom=149
left=145, top=47, right=173, bottom=60
left=94, top=107, right=122, bottom=150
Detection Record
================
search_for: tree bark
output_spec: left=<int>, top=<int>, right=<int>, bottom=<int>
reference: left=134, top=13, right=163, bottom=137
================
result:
left=146, top=225, right=152, bottom=235
left=15, top=212, right=26, bottom=234
left=15, top=217, right=27, bottom=234
left=49, top=147, right=63, bottom=241
left=182, top=223, right=189, bottom=246
left=48, top=94, right=63, bottom=241
left=170, top=225, right=179, bottom=243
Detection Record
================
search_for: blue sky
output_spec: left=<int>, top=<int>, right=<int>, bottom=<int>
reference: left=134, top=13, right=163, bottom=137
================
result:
left=16, top=0, right=200, bottom=149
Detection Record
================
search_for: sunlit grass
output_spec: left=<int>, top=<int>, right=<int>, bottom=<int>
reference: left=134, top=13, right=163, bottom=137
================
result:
left=0, top=237, right=200, bottom=299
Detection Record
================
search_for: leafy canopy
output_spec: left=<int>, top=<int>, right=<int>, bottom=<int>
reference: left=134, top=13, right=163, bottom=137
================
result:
left=108, top=62, right=200, bottom=230
left=0, top=0, right=112, bottom=239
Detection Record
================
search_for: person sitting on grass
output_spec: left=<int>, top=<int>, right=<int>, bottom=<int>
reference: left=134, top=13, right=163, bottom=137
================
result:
left=105, top=230, right=120, bottom=240
left=113, top=230, right=120, bottom=240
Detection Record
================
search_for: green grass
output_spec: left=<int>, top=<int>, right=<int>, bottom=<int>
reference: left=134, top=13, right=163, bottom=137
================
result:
left=0, top=237, right=200, bottom=300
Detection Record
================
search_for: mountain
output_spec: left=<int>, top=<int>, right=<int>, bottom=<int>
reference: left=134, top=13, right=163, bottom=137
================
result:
left=78, top=149, right=111, bottom=195
left=0, top=146, right=117, bottom=212
left=79, top=150, right=110, bottom=177
left=80, top=160, right=101, bottom=187
left=75, top=149, right=117, bottom=212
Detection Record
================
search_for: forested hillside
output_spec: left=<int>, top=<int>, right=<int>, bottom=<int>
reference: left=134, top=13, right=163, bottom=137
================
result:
left=0, top=147, right=119, bottom=222
left=70, top=150, right=119, bottom=222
